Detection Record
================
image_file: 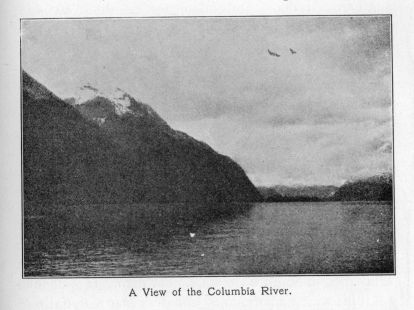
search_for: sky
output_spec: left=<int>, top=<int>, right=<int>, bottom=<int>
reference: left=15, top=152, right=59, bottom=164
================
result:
left=21, top=16, right=393, bottom=186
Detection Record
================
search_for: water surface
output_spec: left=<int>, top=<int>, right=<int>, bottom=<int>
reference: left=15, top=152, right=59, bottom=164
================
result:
left=24, top=201, right=393, bottom=276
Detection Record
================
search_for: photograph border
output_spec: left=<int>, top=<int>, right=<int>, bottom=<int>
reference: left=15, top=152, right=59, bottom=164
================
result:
left=20, top=14, right=395, bottom=279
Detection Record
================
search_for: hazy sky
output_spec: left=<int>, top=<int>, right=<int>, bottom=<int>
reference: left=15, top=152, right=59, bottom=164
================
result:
left=21, top=16, right=392, bottom=186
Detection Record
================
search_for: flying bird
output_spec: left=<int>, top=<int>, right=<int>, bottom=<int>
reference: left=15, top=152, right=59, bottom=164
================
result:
left=190, top=232, right=196, bottom=238
left=289, top=48, right=297, bottom=54
left=268, top=49, right=280, bottom=57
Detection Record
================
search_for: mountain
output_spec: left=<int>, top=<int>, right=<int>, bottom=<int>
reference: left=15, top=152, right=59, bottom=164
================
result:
left=259, top=175, right=393, bottom=202
left=23, top=73, right=130, bottom=206
left=332, top=173, right=392, bottom=201
left=258, top=185, right=338, bottom=202
left=23, top=71, right=262, bottom=207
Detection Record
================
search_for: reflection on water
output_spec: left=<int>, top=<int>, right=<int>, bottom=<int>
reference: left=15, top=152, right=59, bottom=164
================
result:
left=24, top=201, right=393, bottom=276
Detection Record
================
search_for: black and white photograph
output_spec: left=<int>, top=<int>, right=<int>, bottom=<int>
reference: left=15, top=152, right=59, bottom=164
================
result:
left=21, top=16, right=394, bottom=277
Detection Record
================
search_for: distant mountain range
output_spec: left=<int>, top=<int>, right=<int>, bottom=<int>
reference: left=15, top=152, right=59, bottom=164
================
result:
left=259, top=173, right=392, bottom=202
left=258, top=185, right=338, bottom=201
left=332, top=173, right=392, bottom=201
left=22, top=71, right=261, bottom=206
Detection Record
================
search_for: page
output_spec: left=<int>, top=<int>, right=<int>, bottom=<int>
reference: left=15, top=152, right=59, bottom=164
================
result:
left=1, top=0, right=413, bottom=309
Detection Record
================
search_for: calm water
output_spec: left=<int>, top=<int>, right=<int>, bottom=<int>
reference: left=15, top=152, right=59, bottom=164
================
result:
left=24, top=201, right=393, bottom=276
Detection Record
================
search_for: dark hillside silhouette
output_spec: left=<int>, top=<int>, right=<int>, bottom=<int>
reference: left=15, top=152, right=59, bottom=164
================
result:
left=23, top=71, right=261, bottom=207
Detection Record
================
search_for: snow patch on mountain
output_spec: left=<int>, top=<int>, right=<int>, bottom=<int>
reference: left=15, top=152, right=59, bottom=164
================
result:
left=69, top=83, right=168, bottom=128
left=73, top=84, right=134, bottom=116
left=93, top=117, right=106, bottom=126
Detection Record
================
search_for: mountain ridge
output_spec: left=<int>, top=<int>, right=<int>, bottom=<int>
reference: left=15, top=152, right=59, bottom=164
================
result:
left=259, top=173, right=392, bottom=202
left=333, top=173, right=392, bottom=201
left=23, top=70, right=262, bottom=206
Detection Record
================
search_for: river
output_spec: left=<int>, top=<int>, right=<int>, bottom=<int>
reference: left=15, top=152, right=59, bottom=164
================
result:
left=24, top=201, right=393, bottom=276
